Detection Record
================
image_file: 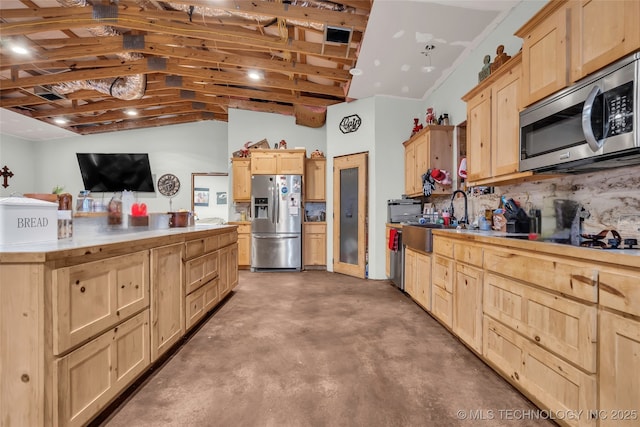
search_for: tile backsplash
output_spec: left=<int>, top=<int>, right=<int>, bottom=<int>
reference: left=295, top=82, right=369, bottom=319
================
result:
left=442, top=163, right=640, bottom=240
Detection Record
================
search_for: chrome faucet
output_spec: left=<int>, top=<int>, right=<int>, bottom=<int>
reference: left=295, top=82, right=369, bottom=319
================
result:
left=449, top=190, right=469, bottom=226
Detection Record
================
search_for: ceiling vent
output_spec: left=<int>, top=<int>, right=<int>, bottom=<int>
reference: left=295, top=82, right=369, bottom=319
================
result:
left=325, top=26, right=352, bottom=44
left=34, top=86, right=66, bottom=101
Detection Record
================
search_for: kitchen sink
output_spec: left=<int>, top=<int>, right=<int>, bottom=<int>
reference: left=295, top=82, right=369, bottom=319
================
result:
left=402, top=223, right=444, bottom=253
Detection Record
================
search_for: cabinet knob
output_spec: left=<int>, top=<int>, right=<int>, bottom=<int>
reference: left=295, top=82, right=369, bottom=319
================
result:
left=21, top=374, right=30, bottom=383
left=534, top=335, right=541, bottom=342
left=80, top=286, right=86, bottom=293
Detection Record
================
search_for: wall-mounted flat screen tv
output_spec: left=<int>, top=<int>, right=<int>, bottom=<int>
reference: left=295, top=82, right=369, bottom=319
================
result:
left=76, top=153, right=155, bottom=192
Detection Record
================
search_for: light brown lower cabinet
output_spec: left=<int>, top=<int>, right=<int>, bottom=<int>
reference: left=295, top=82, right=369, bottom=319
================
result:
left=150, top=243, right=184, bottom=361
left=56, top=310, right=150, bottom=427
left=404, top=248, right=431, bottom=312
left=483, top=272, right=597, bottom=373
left=52, top=250, right=149, bottom=356
left=453, top=263, right=483, bottom=353
left=484, top=316, right=597, bottom=427
left=424, top=232, right=639, bottom=427
left=236, top=224, right=251, bottom=268
left=186, top=278, right=220, bottom=330
left=303, top=222, right=327, bottom=267
left=1, top=227, right=239, bottom=427
left=431, top=254, right=453, bottom=329
left=599, top=310, right=640, bottom=427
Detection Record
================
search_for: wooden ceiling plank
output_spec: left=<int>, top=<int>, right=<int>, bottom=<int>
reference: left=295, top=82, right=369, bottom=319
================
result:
left=68, top=102, right=219, bottom=125
left=1, top=58, right=345, bottom=98
left=159, top=0, right=368, bottom=31
left=164, top=63, right=344, bottom=98
left=74, top=112, right=219, bottom=135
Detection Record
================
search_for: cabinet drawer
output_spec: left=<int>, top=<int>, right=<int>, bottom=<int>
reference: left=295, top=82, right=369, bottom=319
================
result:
left=433, top=236, right=453, bottom=258
left=52, top=251, right=149, bottom=355
left=204, top=235, right=220, bottom=252
left=484, top=273, right=597, bottom=373
left=237, top=224, right=251, bottom=234
left=598, top=266, right=640, bottom=317
left=432, top=255, right=454, bottom=292
left=56, top=310, right=150, bottom=427
left=304, top=223, right=326, bottom=234
left=218, top=230, right=237, bottom=248
left=454, top=243, right=482, bottom=267
left=185, top=251, right=219, bottom=295
left=431, top=285, right=452, bottom=329
left=184, top=238, right=206, bottom=259
left=185, top=278, right=219, bottom=330
left=484, top=247, right=598, bottom=303
left=484, top=316, right=597, bottom=427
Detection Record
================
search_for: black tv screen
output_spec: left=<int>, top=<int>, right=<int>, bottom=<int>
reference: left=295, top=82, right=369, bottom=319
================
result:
left=76, top=153, right=155, bottom=192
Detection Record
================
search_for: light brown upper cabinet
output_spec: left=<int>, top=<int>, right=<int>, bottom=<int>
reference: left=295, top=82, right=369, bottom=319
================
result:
left=304, top=158, right=326, bottom=201
left=463, top=55, right=529, bottom=186
left=403, top=125, right=453, bottom=197
left=517, top=2, right=568, bottom=108
left=231, top=158, right=251, bottom=202
left=517, top=0, right=640, bottom=108
left=250, top=149, right=305, bottom=175
left=568, top=0, right=640, bottom=82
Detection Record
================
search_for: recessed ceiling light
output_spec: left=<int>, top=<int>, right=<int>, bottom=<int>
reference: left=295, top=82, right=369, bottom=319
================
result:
left=421, top=65, right=436, bottom=73
left=248, top=70, right=262, bottom=80
left=349, top=68, right=363, bottom=76
left=11, top=45, right=29, bottom=55
left=54, top=118, right=68, bottom=125
left=125, top=109, right=138, bottom=116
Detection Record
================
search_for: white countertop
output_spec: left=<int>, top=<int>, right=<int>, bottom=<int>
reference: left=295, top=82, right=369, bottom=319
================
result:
left=0, top=224, right=235, bottom=254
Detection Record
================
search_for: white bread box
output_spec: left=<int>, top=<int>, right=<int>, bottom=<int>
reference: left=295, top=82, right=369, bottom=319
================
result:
left=0, top=196, right=58, bottom=245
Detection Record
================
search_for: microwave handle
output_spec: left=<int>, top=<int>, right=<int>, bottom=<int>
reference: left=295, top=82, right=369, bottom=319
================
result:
left=582, top=85, right=604, bottom=152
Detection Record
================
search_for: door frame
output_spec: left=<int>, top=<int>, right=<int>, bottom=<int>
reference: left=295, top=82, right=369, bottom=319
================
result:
left=332, top=152, right=368, bottom=278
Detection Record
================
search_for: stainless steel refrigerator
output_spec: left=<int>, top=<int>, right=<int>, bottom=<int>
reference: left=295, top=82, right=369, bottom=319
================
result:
left=250, top=174, right=302, bottom=271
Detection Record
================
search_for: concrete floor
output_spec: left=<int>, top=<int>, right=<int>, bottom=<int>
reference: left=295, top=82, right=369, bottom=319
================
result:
left=99, top=271, right=554, bottom=427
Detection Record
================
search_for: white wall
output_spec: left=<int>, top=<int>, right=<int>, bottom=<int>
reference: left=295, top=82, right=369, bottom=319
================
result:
left=32, top=120, right=228, bottom=213
left=0, top=134, right=37, bottom=197
left=227, top=108, right=327, bottom=158
left=326, top=96, right=422, bottom=280
left=326, top=97, right=375, bottom=275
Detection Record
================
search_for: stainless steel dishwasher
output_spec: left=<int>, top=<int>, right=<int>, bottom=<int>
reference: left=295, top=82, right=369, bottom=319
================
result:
left=390, top=228, right=404, bottom=290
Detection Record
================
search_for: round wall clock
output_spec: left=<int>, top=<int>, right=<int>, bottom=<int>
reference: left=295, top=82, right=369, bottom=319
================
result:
left=157, top=173, right=180, bottom=197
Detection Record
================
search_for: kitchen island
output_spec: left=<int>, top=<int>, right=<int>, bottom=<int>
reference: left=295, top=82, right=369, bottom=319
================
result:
left=406, top=228, right=639, bottom=427
left=0, top=224, right=238, bottom=427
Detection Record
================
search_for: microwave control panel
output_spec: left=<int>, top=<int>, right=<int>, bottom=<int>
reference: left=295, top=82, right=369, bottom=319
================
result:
left=604, top=81, right=633, bottom=137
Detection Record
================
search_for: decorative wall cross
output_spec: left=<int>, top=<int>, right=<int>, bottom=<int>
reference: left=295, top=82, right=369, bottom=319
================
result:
left=1, top=165, right=14, bottom=188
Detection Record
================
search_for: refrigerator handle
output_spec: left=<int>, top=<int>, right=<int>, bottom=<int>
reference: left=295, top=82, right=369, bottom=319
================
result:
left=272, top=184, right=276, bottom=225
left=276, top=182, right=280, bottom=223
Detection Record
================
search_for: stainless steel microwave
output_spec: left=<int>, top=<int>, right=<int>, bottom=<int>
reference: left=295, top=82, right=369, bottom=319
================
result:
left=519, top=52, right=640, bottom=173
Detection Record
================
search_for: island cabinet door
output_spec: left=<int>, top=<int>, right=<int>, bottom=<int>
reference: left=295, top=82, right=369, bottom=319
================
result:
left=218, top=246, right=230, bottom=298
left=150, top=243, right=184, bottom=362
left=184, top=251, right=219, bottom=295
left=186, top=278, right=220, bottom=330
left=56, top=311, right=150, bottom=427
left=52, top=251, right=150, bottom=356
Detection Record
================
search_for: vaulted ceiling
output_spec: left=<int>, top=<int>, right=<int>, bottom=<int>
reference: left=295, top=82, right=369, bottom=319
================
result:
left=0, top=0, right=371, bottom=135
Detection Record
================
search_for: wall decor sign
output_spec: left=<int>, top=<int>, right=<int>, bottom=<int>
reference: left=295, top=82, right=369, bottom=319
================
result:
left=339, top=114, right=362, bottom=134
left=194, top=187, right=209, bottom=206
